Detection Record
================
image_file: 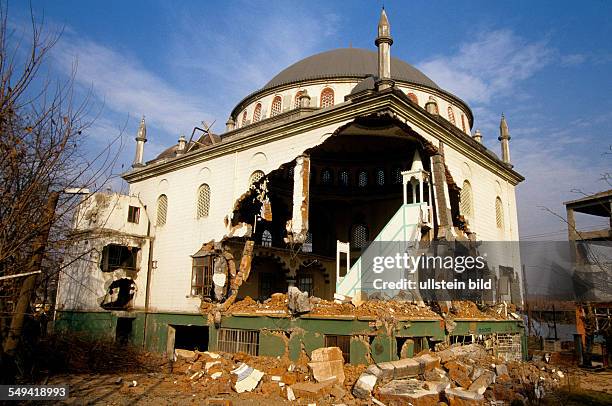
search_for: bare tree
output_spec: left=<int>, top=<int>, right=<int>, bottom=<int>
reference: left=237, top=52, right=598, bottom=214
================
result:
left=0, top=3, right=123, bottom=380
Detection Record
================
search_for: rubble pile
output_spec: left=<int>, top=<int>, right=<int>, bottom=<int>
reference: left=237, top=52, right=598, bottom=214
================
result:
left=354, top=344, right=565, bottom=405
left=221, top=294, right=442, bottom=319
left=168, top=344, right=568, bottom=404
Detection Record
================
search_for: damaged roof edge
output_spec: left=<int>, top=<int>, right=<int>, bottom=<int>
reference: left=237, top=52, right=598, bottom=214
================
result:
left=122, top=90, right=523, bottom=186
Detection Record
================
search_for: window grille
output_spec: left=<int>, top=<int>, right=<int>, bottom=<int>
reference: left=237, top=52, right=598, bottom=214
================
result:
left=197, top=184, right=210, bottom=218
left=297, top=274, right=313, bottom=294
left=270, top=96, right=282, bottom=116
left=302, top=232, right=313, bottom=252
left=157, top=194, right=168, bottom=226
left=294, top=91, right=303, bottom=108
left=448, top=106, right=456, bottom=125
left=252, top=103, right=262, bottom=123
left=217, top=328, right=259, bottom=355
left=321, top=169, right=332, bottom=185
left=376, top=169, right=385, bottom=186
left=351, top=224, right=368, bottom=248
left=460, top=181, right=472, bottom=218
left=320, top=88, right=334, bottom=108
left=241, top=111, right=248, bottom=127
left=261, top=230, right=272, bottom=247
left=358, top=170, right=368, bottom=187
left=392, top=167, right=402, bottom=184
left=249, top=170, right=265, bottom=186
left=339, top=170, right=349, bottom=187
left=495, top=197, right=504, bottom=229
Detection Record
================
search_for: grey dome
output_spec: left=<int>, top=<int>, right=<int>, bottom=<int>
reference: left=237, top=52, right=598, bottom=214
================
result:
left=263, top=48, right=439, bottom=90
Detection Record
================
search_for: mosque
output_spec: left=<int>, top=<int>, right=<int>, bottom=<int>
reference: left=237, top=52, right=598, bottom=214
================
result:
left=56, top=10, right=525, bottom=361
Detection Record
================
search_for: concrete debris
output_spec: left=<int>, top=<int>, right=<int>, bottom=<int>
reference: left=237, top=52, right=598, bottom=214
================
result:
left=308, top=347, right=345, bottom=385
left=333, top=293, right=352, bottom=304
left=286, top=386, right=296, bottom=401
left=287, top=286, right=312, bottom=314
left=290, top=379, right=335, bottom=399
left=378, top=379, right=441, bottom=404
left=231, top=363, right=264, bottom=393
left=211, top=372, right=222, bottom=380
left=494, top=364, right=508, bottom=377
left=352, top=372, right=378, bottom=399
left=174, top=349, right=196, bottom=361
left=445, top=387, right=484, bottom=405
left=114, top=377, right=123, bottom=385
left=128, top=380, right=138, bottom=387
left=467, top=370, right=495, bottom=395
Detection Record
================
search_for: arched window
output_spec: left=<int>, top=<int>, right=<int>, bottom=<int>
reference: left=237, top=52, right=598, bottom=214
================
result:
left=447, top=107, right=456, bottom=125
left=270, top=96, right=282, bottom=117
left=351, top=224, right=369, bottom=248
left=407, top=92, right=418, bottom=104
left=495, top=197, right=504, bottom=229
left=321, top=168, right=333, bottom=185
left=261, top=230, right=272, bottom=247
left=241, top=111, right=248, bottom=127
left=339, top=170, right=349, bottom=187
left=460, top=181, right=472, bottom=219
left=249, top=170, right=265, bottom=186
left=320, top=87, right=334, bottom=108
left=157, top=194, right=168, bottom=226
left=252, top=103, right=262, bottom=123
left=358, top=170, right=368, bottom=187
left=294, top=91, right=303, bottom=108
left=376, top=169, right=385, bottom=186
left=197, top=184, right=211, bottom=218
left=461, top=115, right=467, bottom=133
left=392, top=167, right=402, bottom=184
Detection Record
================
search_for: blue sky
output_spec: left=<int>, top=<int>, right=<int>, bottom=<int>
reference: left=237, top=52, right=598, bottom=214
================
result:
left=11, top=0, right=612, bottom=239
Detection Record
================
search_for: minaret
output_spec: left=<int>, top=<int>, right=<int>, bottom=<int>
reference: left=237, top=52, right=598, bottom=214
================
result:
left=499, top=114, right=511, bottom=164
left=132, top=116, right=147, bottom=168
left=176, top=135, right=187, bottom=155
left=473, top=129, right=483, bottom=143
left=375, top=8, right=394, bottom=90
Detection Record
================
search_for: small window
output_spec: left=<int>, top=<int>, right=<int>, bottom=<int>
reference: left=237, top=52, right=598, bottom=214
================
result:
left=461, top=115, right=467, bottom=133
left=460, top=181, right=473, bottom=219
left=294, top=91, right=303, bottom=108
left=249, top=170, right=265, bottom=186
left=339, top=170, right=349, bottom=187
left=127, top=206, right=140, bottom=223
left=157, top=194, right=168, bottom=226
left=241, top=111, right=248, bottom=127
left=320, top=87, right=334, bottom=108
left=297, top=274, right=313, bottom=294
left=351, top=224, right=369, bottom=248
left=261, top=230, right=272, bottom=247
left=252, top=103, right=262, bottom=123
left=358, top=170, right=368, bottom=187
left=392, top=167, right=402, bottom=184
left=197, top=184, right=211, bottom=218
left=407, top=92, right=418, bottom=104
left=376, top=169, right=385, bottom=186
left=495, top=197, right=504, bottom=229
left=191, top=255, right=214, bottom=297
left=448, top=106, right=456, bottom=125
left=321, top=168, right=333, bottom=185
left=101, top=244, right=139, bottom=272
left=270, top=96, right=282, bottom=117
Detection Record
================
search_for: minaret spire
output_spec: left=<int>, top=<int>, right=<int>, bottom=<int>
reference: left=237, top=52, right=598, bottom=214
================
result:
left=375, top=8, right=394, bottom=90
left=132, top=115, right=147, bottom=168
left=498, top=114, right=511, bottom=164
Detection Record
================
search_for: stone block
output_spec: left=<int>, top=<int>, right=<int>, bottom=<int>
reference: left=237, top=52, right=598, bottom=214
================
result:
left=290, top=379, right=335, bottom=399
left=444, top=387, right=485, bottom=406
left=352, top=373, right=377, bottom=399
left=468, top=370, right=495, bottom=395
left=378, top=379, right=441, bottom=406
left=377, top=362, right=396, bottom=380
left=390, top=357, right=421, bottom=378
left=415, top=354, right=441, bottom=372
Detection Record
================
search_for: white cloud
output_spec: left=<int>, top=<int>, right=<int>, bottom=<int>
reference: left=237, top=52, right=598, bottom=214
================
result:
left=418, top=30, right=552, bottom=104
left=51, top=37, right=210, bottom=138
